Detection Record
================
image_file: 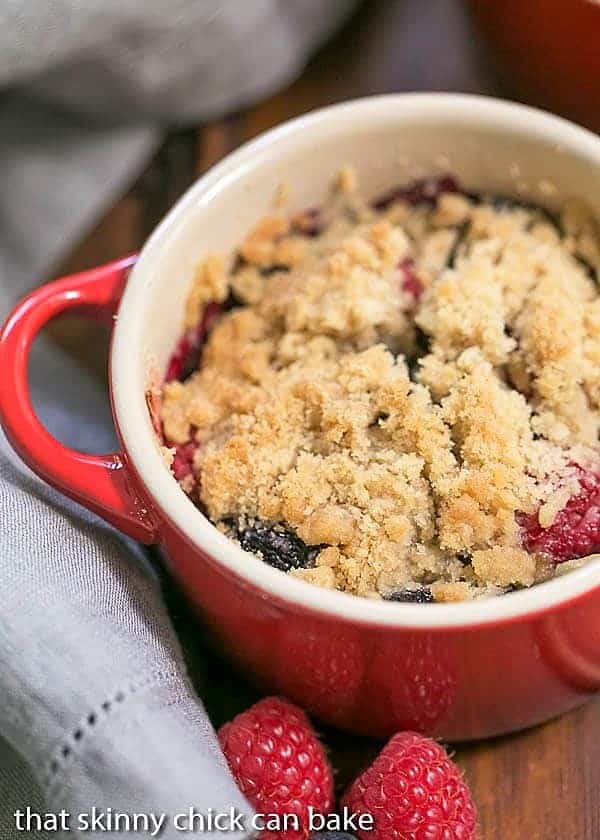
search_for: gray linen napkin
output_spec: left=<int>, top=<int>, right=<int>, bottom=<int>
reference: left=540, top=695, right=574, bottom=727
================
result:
left=0, top=1, right=356, bottom=837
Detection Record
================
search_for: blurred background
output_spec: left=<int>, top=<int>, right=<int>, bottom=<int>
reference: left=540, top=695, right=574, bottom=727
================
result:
left=41, top=0, right=599, bottom=377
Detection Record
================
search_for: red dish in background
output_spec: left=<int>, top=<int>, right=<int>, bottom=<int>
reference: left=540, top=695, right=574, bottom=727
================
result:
left=471, top=0, right=600, bottom=132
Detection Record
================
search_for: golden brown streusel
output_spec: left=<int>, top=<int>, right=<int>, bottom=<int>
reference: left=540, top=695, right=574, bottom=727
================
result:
left=160, top=172, right=600, bottom=601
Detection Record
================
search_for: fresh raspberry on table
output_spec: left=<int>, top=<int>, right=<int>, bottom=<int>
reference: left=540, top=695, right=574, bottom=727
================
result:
left=519, top=466, right=600, bottom=563
left=219, top=697, right=334, bottom=840
left=342, top=731, right=477, bottom=840
left=171, top=440, right=197, bottom=483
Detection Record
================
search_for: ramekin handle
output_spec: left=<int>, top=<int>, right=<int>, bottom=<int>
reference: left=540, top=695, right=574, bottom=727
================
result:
left=0, top=255, right=157, bottom=544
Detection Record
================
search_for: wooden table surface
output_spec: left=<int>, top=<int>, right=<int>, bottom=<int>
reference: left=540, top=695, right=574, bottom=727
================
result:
left=52, top=2, right=599, bottom=837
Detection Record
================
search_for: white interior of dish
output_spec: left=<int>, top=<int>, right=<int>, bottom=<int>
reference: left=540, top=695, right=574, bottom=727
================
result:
left=112, top=94, right=600, bottom=628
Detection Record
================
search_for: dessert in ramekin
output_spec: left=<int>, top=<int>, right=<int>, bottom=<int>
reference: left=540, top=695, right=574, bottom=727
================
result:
left=158, top=169, right=600, bottom=604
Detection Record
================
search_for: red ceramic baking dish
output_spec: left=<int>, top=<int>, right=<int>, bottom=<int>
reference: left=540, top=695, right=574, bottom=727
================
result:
left=2, top=94, right=600, bottom=740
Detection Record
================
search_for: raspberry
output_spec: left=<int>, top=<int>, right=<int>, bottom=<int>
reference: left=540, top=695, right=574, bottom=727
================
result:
left=400, top=257, right=424, bottom=302
left=519, top=466, right=600, bottom=562
left=374, top=175, right=462, bottom=211
left=171, top=440, right=197, bottom=483
left=219, top=697, right=334, bottom=840
left=170, top=440, right=200, bottom=496
left=342, top=732, right=476, bottom=840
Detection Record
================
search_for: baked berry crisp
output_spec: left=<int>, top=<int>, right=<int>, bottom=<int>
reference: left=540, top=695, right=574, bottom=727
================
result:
left=157, top=169, right=600, bottom=602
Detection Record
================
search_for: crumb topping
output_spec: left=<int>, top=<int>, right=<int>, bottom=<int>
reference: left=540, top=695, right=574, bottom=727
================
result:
left=159, top=172, right=600, bottom=601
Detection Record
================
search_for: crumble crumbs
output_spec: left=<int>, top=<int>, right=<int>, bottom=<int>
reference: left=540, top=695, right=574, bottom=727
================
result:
left=159, top=171, right=600, bottom=601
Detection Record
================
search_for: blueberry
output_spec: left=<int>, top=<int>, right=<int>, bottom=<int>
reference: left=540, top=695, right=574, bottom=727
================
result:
left=407, top=327, right=432, bottom=383
left=310, top=834, right=359, bottom=840
left=575, top=254, right=599, bottom=284
left=260, top=264, right=291, bottom=276
left=480, top=193, right=562, bottom=232
left=370, top=411, right=389, bottom=427
left=178, top=345, right=204, bottom=383
left=445, top=220, right=470, bottom=268
left=165, top=334, right=197, bottom=382
left=293, top=206, right=325, bottom=237
left=222, top=289, right=244, bottom=311
left=414, top=326, right=431, bottom=356
left=165, top=302, right=221, bottom=382
left=237, top=522, right=322, bottom=572
left=386, top=587, right=435, bottom=603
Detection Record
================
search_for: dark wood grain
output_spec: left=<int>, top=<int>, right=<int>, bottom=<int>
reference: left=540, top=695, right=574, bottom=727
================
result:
left=52, top=1, right=600, bottom=837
